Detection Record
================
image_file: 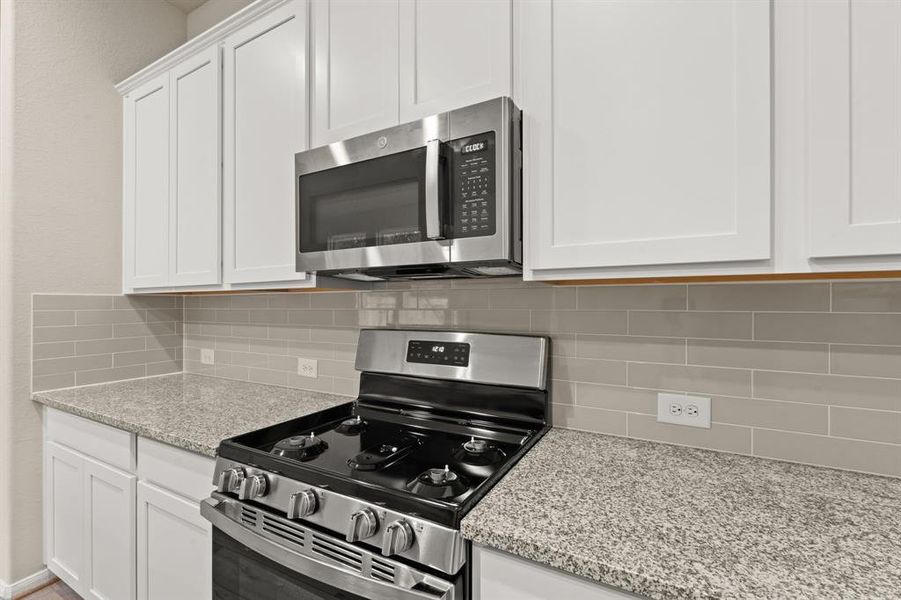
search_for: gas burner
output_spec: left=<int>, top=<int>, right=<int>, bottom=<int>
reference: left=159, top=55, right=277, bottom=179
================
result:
left=348, top=435, right=421, bottom=471
left=270, top=432, right=327, bottom=461
left=453, top=437, right=507, bottom=466
left=406, top=465, right=469, bottom=499
left=335, top=415, right=366, bottom=435
left=463, top=437, right=489, bottom=454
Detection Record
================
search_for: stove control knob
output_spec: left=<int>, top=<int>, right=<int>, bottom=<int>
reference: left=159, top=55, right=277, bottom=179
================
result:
left=287, top=489, right=318, bottom=519
left=381, top=520, right=415, bottom=557
left=346, top=508, right=378, bottom=543
left=238, top=474, right=269, bottom=501
left=216, top=467, right=245, bottom=494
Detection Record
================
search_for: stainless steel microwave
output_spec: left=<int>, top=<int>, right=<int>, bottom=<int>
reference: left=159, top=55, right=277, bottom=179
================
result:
left=295, top=97, right=522, bottom=281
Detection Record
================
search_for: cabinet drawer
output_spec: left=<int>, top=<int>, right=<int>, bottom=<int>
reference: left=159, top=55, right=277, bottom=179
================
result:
left=137, top=437, right=215, bottom=502
left=45, top=408, right=135, bottom=473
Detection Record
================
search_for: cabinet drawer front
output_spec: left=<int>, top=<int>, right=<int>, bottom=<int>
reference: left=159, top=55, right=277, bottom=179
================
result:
left=474, top=545, right=640, bottom=600
left=46, top=408, right=135, bottom=472
left=138, top=437, right=216, bottom=503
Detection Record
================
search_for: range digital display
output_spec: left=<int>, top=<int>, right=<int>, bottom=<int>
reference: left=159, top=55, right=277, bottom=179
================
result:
left=406, top=340, right=470, bottom=367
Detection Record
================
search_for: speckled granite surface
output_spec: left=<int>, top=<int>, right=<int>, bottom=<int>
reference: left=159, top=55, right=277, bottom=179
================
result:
left=462, top=428, right=901, bottom=600
left=32, top=373, right=351, bottom=456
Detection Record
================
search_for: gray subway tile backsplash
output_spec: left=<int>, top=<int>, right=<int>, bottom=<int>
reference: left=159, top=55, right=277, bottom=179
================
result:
left=32, top=294, right=182, bottom=392
left=31, top=281, right=901, bottom=478
left=686, top=283, right=831, bottom=312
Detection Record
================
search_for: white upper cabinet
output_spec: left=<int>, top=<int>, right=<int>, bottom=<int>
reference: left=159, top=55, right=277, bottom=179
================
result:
left=169, top=46, right=221, bottom=286
left=122, top=50, right=221, bottom=292
left=223, top=0, right=312, bottom=284
left=310, top=0, right=399, bottom=146
left=522, top=0, right=772, bottom=276
left=398, top=0, right=512, bottom=122
left=807, top=0, right=901, bottom=259
left=123, top=74, right=170, bottom=289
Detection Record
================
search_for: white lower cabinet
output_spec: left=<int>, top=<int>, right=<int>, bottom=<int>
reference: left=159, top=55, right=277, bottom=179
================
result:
left=474, top=545, right=643, bottom=600
left=83, top=457, right=137, bottom=600
left=44, top=441, right=137, bottom=600
left=137, top=481, right=212, bottom=600
left=44, top=442, right=87, bottom=593
left=44, top=408, right=214, bottom=600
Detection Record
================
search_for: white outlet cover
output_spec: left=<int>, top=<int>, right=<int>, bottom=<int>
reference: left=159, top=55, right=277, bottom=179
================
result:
left=657, top=393, right=711, bottom=428
left=200, top=348, right=215, bottom=365
left=297, top=357, right=318, bottom=378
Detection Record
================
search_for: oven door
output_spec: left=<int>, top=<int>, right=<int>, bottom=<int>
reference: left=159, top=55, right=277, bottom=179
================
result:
left=202, top=494, right=462, bottom=600
left=296, top=115, right=452, bottom=275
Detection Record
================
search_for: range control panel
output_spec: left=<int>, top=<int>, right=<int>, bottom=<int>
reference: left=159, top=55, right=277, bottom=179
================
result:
left=406, top=340, right=471, bottom=367
left=450, top=132, right=496, bottom=239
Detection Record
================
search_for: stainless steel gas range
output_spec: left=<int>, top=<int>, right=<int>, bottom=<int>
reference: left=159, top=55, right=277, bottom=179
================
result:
left=200, top=329, right=550, bottom=600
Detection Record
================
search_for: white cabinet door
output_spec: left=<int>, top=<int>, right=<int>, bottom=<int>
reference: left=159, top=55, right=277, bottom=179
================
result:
left=137, top=481, right=212, bottom=600
left=474, top=545, right=642, bottom=600
left=169, top=46, right=222, bottom=286
left=123, top=73, right=170, bottom=289
left=522, top=0, right=771, bottom=274
left=223, top=0, right=313, bottom=285
left=44, top=442, right=86, bottom=594
left=310, top=0, right=399, bottom=146
left=398, top=0, right=511, bottom=122
left=807, top=0, right=901, bottom=258
left=44, top=442, right=136, bottom=600
left=83, top=456, right=137, bottom=600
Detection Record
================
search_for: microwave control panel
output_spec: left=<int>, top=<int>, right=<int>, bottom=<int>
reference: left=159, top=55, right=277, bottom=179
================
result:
left=449, top=132, right=496, bottom=238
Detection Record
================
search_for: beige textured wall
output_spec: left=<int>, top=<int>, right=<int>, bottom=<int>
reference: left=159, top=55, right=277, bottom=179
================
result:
left=187, top=0, right=253, bottom=38
left=0, top=0, right=185, bottom=584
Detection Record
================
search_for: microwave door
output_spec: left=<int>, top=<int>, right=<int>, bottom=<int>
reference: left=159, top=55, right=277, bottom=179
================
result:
left=296, top=139, right=450, bottom=274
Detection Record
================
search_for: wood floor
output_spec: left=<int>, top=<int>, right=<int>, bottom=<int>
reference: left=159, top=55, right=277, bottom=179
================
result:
left=20, top=580, right=79, bottom=600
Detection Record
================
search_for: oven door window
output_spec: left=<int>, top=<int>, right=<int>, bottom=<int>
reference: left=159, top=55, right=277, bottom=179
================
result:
left=213, top=529, right=368, bottom=600
left=298, top=146, right=446, bottom=253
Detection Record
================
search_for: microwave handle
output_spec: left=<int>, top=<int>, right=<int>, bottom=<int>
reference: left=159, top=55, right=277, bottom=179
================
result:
left=424, top=138, right=444, bottom=240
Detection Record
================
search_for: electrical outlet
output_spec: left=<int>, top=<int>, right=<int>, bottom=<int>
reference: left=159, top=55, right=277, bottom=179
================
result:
left=200, top=348, right=215, bottom=365
left=297, top=357, right=318, bottom=378
left=657, top=393, right=711, bottom=428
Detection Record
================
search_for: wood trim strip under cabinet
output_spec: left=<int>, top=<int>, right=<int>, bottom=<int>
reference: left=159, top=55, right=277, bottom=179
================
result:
left=547, top=270, right=901, bottom=285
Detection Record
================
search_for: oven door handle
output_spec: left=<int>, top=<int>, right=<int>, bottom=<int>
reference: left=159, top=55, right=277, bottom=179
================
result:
left=424, top=138, right=444, bottom=241
left=201, top=496, right=455, bottom=600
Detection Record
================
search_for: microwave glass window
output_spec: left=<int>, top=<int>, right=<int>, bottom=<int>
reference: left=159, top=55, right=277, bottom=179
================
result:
left=312, top=180, right=421, bottom=250
left=298, top=146, right=445, bottom=253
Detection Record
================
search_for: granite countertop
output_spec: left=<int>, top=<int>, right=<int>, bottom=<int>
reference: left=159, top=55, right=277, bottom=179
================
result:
left=461, top=428, right=901, bottom=600
left=32, top=373, right=351, bottom=457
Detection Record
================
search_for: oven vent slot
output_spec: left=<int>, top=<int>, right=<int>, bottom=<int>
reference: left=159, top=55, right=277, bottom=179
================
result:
left=261, top=515, right=305, bottom=547
left=370, top=557, right=396, bottom=582
left=240, top=506, right=258, bottom=527
left=311, top=533, right=363, bottom=572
